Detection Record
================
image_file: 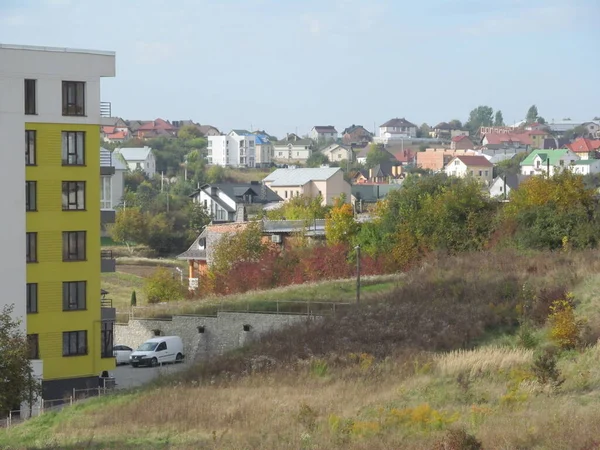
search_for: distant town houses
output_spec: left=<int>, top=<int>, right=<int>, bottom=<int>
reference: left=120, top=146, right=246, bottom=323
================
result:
left=208, top=130, right=257, bottom=168
left=489, top=174, right=530, bottom=199
left=520, top=149, right=579, bottom=177
left=376, top=118, right=418, bottom=144
left=272, top=133, right=313, bottom=164
left=309, top=125, right=338, bottom=143
left=430, top=122, right=469, bottom=140
left=113, top=146, right=156, bottom=177
left=444, top=155, right=494, bottom=186
left=341, top=124, right=373, bottom=145
left=321, top=143, right=353, bottom=162
left=451, top=135, right=475, bottom=151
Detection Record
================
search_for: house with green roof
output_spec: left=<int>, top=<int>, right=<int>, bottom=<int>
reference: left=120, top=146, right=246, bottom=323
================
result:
left=520, top=148, right=579, bottom=177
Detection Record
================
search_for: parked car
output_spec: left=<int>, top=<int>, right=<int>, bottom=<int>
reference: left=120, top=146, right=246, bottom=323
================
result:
left=113, top=345, right=133, bottom=365
left=129, top=336, right=185, bottom=368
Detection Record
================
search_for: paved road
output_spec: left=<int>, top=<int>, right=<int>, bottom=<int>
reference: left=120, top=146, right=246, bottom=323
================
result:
left=113, top=361, right=189, bottom=389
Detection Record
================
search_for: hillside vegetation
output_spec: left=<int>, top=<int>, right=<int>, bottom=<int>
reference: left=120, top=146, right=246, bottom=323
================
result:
left=4, top=250, right=600, bottom=449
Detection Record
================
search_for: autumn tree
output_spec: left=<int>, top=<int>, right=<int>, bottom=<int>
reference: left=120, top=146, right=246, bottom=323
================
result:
left=107, top=207, right=148, bottom=254
left=0, top=305, right=41, bottom=415
left=325, top=195, right=359, bottom=245
left=266, top=195, right=329, bottom=221
left=211, top=222, right=267, bottom=274
left=144, top=267, right=185, bottom=304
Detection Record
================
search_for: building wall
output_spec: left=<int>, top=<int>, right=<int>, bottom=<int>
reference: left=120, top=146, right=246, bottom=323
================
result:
left=115, top=312, right=312, bottom=362
left=208, top=136, right=227, bottom=166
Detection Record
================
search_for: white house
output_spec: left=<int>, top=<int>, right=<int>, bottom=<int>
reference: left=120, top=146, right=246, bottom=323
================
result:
left=114, top=146, right=156, bottom=177
left=309, top=125, right=338, bottom=143
left=444, top=155, right=494, bottom=185
left=272, top=134, right=313, bottom=163
left=100, top=147, right=127, bottom=234
left=571, top=159, right=600, bottom=175
left=377, top=118, right=417, bottom=143
left=207, top=130, right=256, bottom=167
left=520, top=149, right=579, bottom=176
left=321, top=143, right=353, bottom=162
left=489, top=174, right=530, bottom=199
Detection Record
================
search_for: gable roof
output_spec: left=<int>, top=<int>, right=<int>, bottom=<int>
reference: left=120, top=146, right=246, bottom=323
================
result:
left=198, top=125, right=220, bottom=135
left=137, top=118, right=175, bottom=131
left=520, top=149, right=574, bottom=167
left=273, top=137, right=313, bottom=146
left=483, top=133, right=533, bottom=146
left=380, top=118, right=417, bottom=128
left=371, top=161, right=401, bottom=178
left=566, top=137, right=600, bottom=153
left=230, top=129, right=252, bottom=136
left=341, top=124, right=372, bottom=135
left=263, top=167, right=341, bottom=186
left=192, top=183, right=282, bottom=204
left=452, top=135, right=472, bottom=143
left=389, top=148, right=415, bottom=163
left=491, top=174, right=530, bottom=190
left=355, top=145, right=396, bottom=160
left=254, top=134, right=270, bottom=145
left=452, top=155, right=493, bottom=167
left=321, top=143, right=350, bottom=155
left=312, top=125, right=337, bottom=134
left=433, top=122, right=451, bottom=130
left=100, top=147, right=128, bottom=170
left=114, top=146, right=153, bottom=161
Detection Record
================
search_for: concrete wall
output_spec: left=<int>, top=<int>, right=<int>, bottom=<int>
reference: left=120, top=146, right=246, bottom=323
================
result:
left=115, top=312, right=310, bottom=361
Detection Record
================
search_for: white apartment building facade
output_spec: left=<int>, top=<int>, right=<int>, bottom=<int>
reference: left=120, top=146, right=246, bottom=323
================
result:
left=207, top=130, right=256, bottom=167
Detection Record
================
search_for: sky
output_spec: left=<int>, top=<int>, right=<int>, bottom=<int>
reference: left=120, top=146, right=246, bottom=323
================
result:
left=1, top=0, right=599, bottom=137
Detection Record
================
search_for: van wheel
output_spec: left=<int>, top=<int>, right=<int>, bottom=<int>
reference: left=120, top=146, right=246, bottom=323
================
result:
left=151, top=357, right=158, bottom=367
left=176, top=353, right=183, bottom=363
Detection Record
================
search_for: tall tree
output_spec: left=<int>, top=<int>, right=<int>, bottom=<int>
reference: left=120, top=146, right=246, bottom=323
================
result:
left=418, top=123, right=431, bottom=138
left=0, top=305, right=41, bottom=415
left=365, top=144, right=391, bottom=168
left=107, top=207, right=148, bottom=254
left=466, top=106, right=494, bottom=135
left=325, top=195, right=359, bottom=245
left=448, top=119, right=463, bottom=130
left=494, top=110, right=505, bottom=126
left=526, top=105, right=539, bottom=123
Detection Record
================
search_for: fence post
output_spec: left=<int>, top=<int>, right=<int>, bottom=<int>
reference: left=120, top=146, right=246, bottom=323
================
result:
left=7, top=411, right=11, bottom=428
left=70, top=396, right=73, bottom=406
left=72, top=387, right=76, bottom=400
left=41, top=398, right=44, bottom=414
left=98, top=387, right=101, bottom=397
left=276, top=301, right=279, bottom=314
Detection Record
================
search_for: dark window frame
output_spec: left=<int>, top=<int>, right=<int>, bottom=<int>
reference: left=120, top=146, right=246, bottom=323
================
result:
left=101, top=321, right=114, bottom=359
left=26, top=232, right=37, bottom=263
left=27, top=283, right=38, bottom=314
left=62, top=330, right=87, bottom=356
left=26, top=181, right=37, bottom=212
left=62, top=181, right=86, bottom=211
left=25, top=130, right=36, bottom=166
left=62, top=281, right=87, bottom=311
left=61, top=131, right=86, bottom=166
left=27, top=334, right=39, bottom=359
left=62, top=231, right=86, bottom=261
left=25, top=79, right=37, bottom=115
left=62, top=81, right=85, bottom=116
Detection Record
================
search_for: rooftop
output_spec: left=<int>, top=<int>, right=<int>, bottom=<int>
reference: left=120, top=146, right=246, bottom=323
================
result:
left=263, top=167, right=342, bottom=186
left=114, top=146, right=153, bottom=161
left=0, top=43, right=114, bottom=56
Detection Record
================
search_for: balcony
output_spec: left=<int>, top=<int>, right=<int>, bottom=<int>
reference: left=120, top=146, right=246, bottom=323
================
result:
left=100, top=102, right=112, bottom=118
left=101, top=250, right=116, bottom=273
left=101, top=210, right=116, bottom=226
left=100, top=290, right=116, bottom=321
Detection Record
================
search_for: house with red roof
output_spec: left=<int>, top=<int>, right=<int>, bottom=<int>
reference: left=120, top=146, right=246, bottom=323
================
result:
left=565, top=137, right=600, bottom=160
left=450, top=135, right=475, bottom=150
left=136, top=118, right=177, bottom=139
left=444, top=155, right=494, bottom=185
left=481, top=132, right=532, bottom=149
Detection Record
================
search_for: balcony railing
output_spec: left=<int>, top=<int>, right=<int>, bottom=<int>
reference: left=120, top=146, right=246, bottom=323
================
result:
left=101, top=250, right=113, bottom=259
left=101, top=298, right=113, bottom=308
left=100, top=102, right=112, bottom=118
left=101, top=250, right=116, bottom=273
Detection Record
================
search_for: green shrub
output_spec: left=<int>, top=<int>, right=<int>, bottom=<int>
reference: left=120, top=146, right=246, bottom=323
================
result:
left=144, top=268, right=184, bottom=304
left=130, top=290, right=137, bottom=307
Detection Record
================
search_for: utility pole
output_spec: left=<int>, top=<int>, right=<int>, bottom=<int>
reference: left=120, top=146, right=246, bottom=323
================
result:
left=355, top=245, right=361, bottom=303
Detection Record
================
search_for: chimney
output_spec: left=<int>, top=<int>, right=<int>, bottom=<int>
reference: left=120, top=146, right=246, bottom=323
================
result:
left=210, top=186, right=218, bottom=196
left=235, top=204, right=246, bottom=223
left=369, top=168, right=374, bottom=180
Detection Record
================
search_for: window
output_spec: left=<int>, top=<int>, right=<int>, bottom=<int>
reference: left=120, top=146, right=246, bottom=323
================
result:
left=62, top=181, right=85, bottom=210
left=499, top=186, right=503, bottom=192
left=62, top=331, right=87, bottom=356
left=26, top=181, right=37, bottom=211
left=536, top=160, right=541, bottom=168
left=101, top=321, right=114, bottom=358
left=24, top=79, right=36, bottom=115
left=478, top=170, right=482, bottom=176
left=485, top=170, right=489, bottom=177
left=62, top=132, right=85, bottom=165
left=156, top=342, right=167, bottom=351
left=27, top=283, right=38, bottom=314
left=100, top=176, right=112, bottom=209
left=203, top=199, right=207, bottom=209
left=62, top=231, right=86, bottom=261
left=62, top=281, right=86, bottom=311
left=62, top=81, right=85, bottom=116
left=455, top=160, right=459, bottom=165
left=27, top=335, right=39, bottom=359
left=559, top=160, right=564, bottom=166
left=25, top=130, right=36, bottom=165
left=284, top=190, right=288, bottom=198
left=26, top=232, right=37, bottom=263
left=470, top=170, right=474, bottom=176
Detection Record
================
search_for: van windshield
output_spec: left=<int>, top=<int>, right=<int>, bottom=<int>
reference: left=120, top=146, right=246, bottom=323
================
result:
left=137, top=342, right=158, bottom=352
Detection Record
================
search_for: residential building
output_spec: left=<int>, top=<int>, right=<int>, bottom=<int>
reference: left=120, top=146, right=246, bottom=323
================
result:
left=0, top=43, right=116, bottom=403
left=262, top=167, right=351, bottom=205
left=543, top=137, right=570, bottom=149
left=565, top=137, right=600, bottom=160
left=547, top=120, right=583, bottom=135
left=351, top=184, right=402, bottom=212
left=113, top=146, right=156, bottom=177
left=451, top=135, right=475, bottom=150
left=321, top=143, right=353, bottom=162
left=189, top=182, right=281, bottom=222
left=100, top=148, right=127, bottom=235
left=520, top=149, right=579, bottom=176
left=207, top=130, right=256, bottom=168
left=429, top=122, right=469, bottom=140
left=481, top=132, right=533, bottom=149
left=572, top=159, right=600, bottom=175
left=378, top=118, right=417, bottom=143
left=198, top=125, right=221, bottom=136
left=366, top=162, right=404, bottom=184
left=341, top=124, right=373, bottom=145
left=444, top=155, right=494, bottom=185
left=582, top=122, right=600, bottom=138
left=272, top=134, right=313, bottom=164
left=416, top=148, right=478, bottom=172
left=309, top=125, right=338, bottom=143
left=388, top=147, right=416, bottom=166
left=355, top=145, right=395, bottom=165
left=135, top=118, right=177, bottom=139
left=254, top=134, right=273, bottom=168
left=489, top=174, right=530, bottom=199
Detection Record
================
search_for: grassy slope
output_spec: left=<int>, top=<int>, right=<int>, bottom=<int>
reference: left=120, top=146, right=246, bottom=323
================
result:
left=6, top=252, right=600, bottom=449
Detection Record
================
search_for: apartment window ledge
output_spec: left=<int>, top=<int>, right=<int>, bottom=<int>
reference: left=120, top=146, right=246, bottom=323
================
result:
left=62, top=353, right=88, bottom=357
left=63, top=309, right=88, bottom=313
left=62, top=209, right=88, bottom=212
left=61, top=164, right=87, bottom=167
left=62, top=259, right=88, bottom=263
left=26, top=261, right=38, bottom=264
left=26, top=311, right=38, bottom=315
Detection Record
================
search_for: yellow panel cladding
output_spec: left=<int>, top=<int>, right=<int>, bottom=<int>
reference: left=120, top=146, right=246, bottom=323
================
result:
left=26, top=122, right=115, bottom=382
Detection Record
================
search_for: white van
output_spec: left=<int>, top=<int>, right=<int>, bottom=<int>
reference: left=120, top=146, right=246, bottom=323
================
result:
left=129, top=336, right=184, bottom=367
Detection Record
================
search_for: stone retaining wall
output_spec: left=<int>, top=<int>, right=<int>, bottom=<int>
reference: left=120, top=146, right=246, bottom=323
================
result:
left=115, top=312, right=311, bottom=361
